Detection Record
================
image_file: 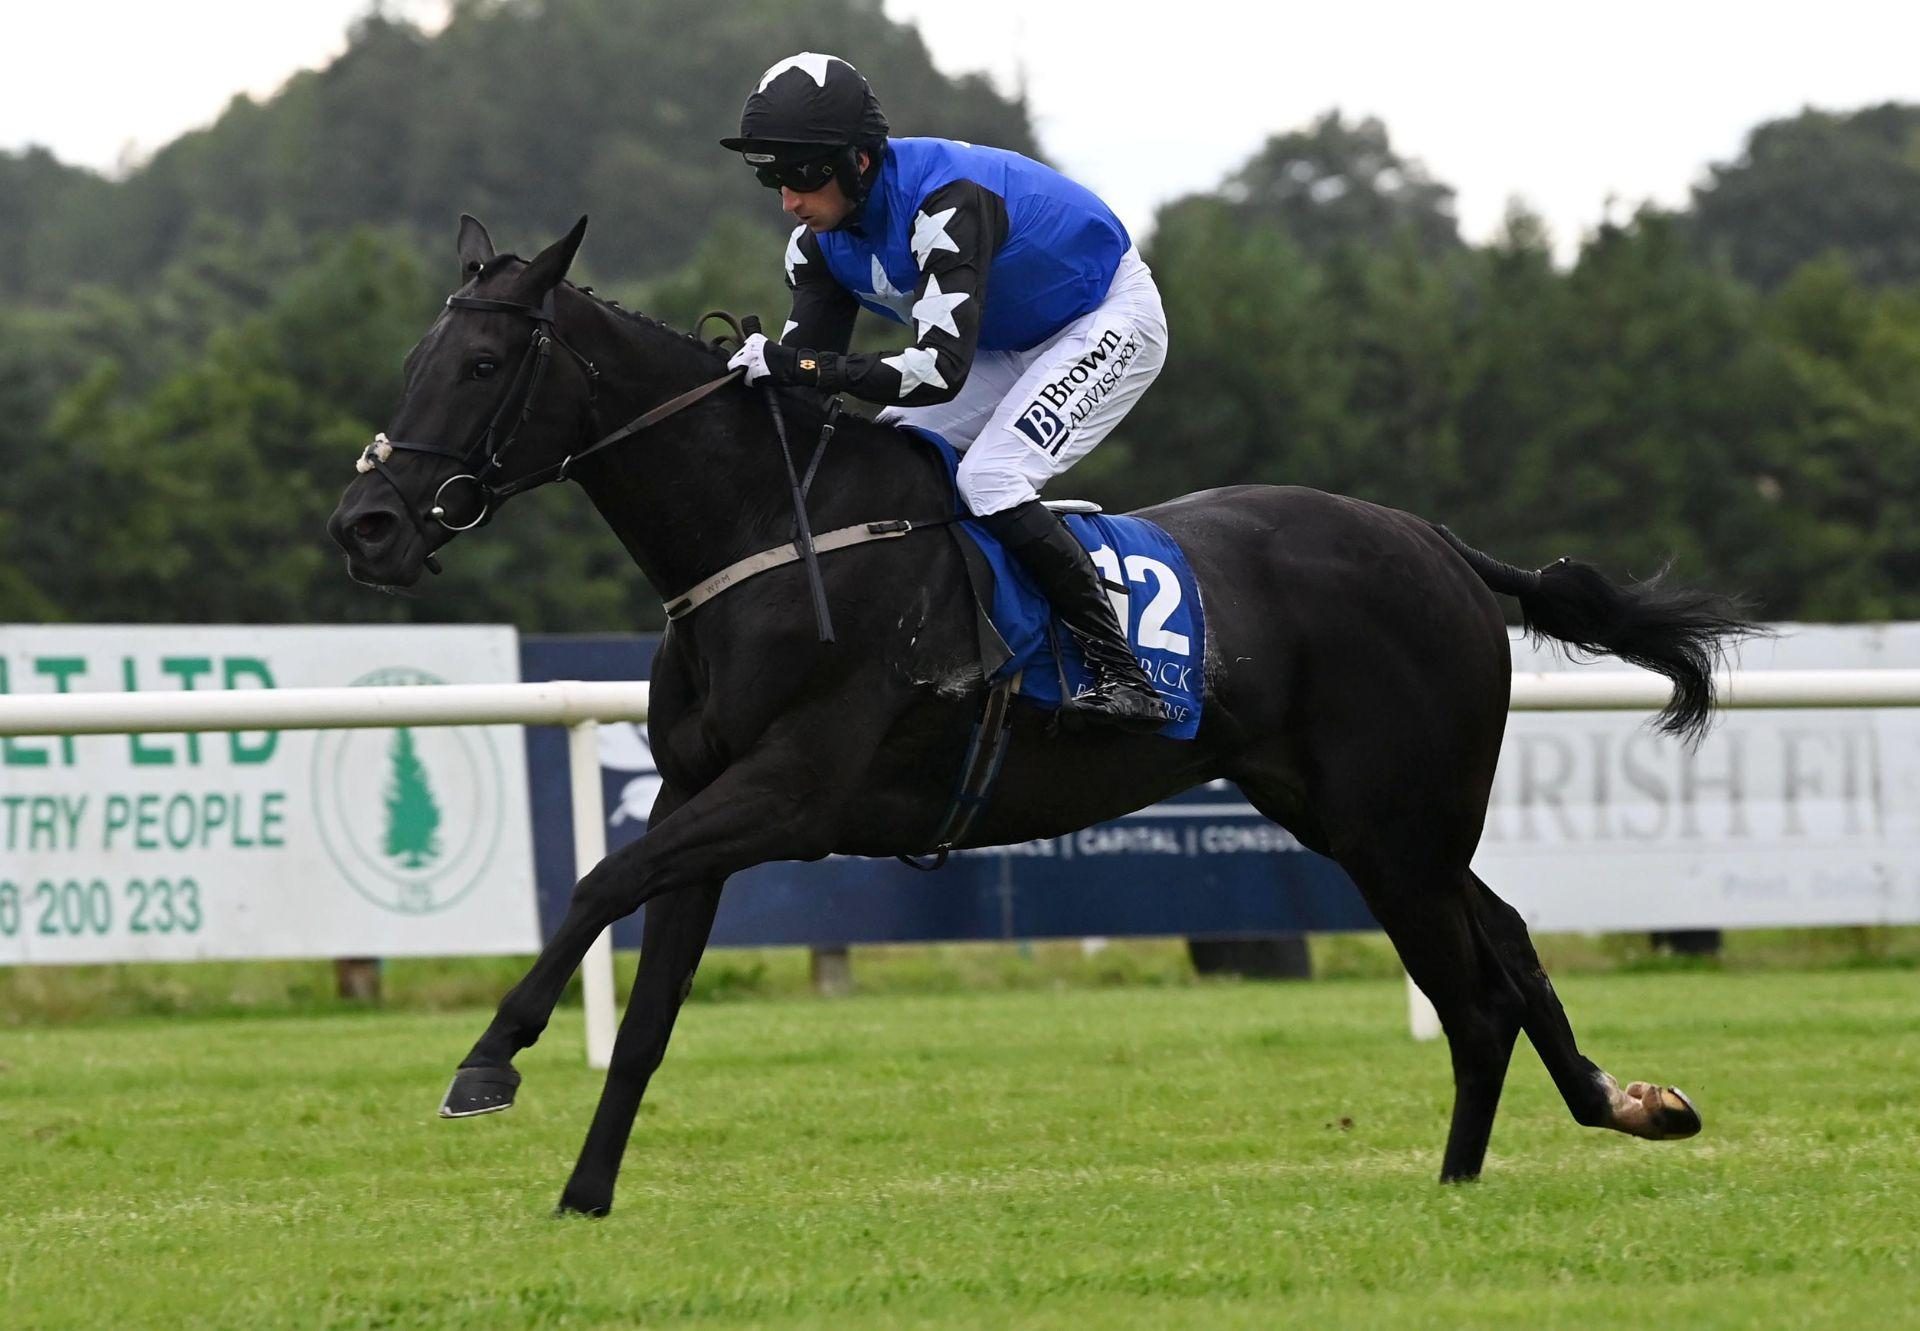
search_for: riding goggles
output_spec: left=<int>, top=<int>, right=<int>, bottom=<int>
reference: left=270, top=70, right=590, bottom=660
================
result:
left=745, top=150, right=841, bottom=193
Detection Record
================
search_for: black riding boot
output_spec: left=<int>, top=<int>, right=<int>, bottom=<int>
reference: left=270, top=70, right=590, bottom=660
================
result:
left=980, top=499, right=1171, bottom=734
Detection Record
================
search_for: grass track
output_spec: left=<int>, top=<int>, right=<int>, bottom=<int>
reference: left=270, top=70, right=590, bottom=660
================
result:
left=4, top=970, right=1917, bottom=1328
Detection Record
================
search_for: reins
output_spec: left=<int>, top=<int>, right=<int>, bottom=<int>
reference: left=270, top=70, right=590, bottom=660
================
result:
left=519, top=369, right=741, bottom=489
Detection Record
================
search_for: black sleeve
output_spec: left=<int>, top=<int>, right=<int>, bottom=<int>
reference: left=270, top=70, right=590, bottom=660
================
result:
left=760, top=179, right=1010, bottom=407
left=778, top=224, right=858, bottom=355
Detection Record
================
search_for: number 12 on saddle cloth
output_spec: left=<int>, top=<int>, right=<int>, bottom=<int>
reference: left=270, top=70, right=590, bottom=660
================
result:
left=958, top=509, right=1207, bottom=738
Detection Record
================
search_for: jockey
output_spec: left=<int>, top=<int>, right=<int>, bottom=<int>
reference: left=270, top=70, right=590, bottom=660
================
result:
left=721, top=52, right=1172, bottom=733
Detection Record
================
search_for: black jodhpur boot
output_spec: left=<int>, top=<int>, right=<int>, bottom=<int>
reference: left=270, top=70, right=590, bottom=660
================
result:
left=979, top=499, right=1172, bottom=734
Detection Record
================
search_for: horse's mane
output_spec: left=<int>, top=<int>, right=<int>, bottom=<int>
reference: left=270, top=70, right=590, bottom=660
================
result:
left=473, top=252, right=901, bottom=450
left=573, top=284, right=731, bottom=363
left=568, top=277, right=887, bottom=443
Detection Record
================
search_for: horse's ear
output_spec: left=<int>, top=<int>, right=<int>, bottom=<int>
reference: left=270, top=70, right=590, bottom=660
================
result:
left=457, top=214, right=496, bottom=280
left=520, top=215, right=589, bottom=295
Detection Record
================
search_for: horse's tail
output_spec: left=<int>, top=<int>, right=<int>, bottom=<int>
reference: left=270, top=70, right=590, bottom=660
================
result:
left=1430, top=524, right=1757, bottom=745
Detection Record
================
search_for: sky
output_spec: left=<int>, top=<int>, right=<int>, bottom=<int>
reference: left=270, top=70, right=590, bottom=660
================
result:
left=3, top=1, right=1916, bottom=259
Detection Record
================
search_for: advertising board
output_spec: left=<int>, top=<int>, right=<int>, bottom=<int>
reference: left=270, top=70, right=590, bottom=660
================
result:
left=1484, top=625, right=1920, bottom=930
left=0, top=625, right=539, bottom=963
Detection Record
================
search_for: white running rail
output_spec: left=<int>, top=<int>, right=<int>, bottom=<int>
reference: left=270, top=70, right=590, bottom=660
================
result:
left=1510, top=669, right=1920, bottom=711
left=11, top=668, right=1920, bottom=1058
left=0, top=680, right=650, bottom=735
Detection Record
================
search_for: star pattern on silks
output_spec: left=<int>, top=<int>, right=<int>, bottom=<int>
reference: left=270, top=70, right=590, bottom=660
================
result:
left=783, top=226, right=808, bottom=285
left=909, top=273, right=969, bottom=340
left=866, top=255, right=916, bottom=319
left=910, top=207, right=960, bottom=268
left=882, top=346, right=946, bottom=399
left=758, top=52, right=836, bottom=92
left=781, top=319, right=799, bottom=340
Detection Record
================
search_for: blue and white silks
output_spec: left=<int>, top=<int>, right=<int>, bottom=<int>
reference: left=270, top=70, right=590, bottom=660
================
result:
left=816, top=137, right=1132, bottom=352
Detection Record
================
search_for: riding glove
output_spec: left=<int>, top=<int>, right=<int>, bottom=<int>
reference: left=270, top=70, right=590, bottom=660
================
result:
left=727, top=331, right=777, bottom=383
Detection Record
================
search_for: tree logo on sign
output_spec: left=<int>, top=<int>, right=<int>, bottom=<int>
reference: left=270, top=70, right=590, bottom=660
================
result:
left=311, top=667, right=505, bottom=916
left=383, top=728, right=442, bottom=868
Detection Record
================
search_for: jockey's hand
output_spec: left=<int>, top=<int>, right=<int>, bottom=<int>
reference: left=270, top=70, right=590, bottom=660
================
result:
left=728, top=332, right=777, bottom=384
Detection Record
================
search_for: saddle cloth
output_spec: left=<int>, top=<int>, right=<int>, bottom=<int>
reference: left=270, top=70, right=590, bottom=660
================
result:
left=903, top=426, right=1206, bottom=740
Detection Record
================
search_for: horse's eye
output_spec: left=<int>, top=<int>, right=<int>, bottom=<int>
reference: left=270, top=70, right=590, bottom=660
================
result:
left=471, top=360, right=499, bottom=380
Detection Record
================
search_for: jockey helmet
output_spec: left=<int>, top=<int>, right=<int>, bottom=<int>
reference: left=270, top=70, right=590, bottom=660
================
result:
left=721, top=52, right=888, bottom=205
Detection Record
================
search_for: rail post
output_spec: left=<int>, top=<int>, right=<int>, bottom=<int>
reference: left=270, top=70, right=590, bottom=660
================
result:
left=1406, top=972, right=1442, bottom=1041
left=568, top=719, right=617, bottom=1070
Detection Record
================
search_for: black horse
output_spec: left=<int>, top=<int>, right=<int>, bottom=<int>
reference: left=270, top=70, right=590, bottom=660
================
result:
left=329, top=217, right=1748, bottom=1217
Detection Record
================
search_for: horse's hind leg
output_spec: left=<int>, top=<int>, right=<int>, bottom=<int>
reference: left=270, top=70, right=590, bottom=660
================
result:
left=1353, top=863, right=1526, bottom=1181
left=1237, top=779, right=1522, bottom=1181
left=1468, top=873, right=1702, bottom=1142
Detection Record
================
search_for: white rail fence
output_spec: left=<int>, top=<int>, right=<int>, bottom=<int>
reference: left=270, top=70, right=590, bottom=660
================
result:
left=0, top=680, right=646, bottom=1068
left=8, top=668, right=1920, bottom=1062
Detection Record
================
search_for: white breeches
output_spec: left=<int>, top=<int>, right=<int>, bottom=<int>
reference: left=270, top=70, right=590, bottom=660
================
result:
left=878, top=246, right=1169, bottom=516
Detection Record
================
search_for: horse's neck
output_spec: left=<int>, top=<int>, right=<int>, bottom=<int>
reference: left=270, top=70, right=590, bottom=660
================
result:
left=562, top=301, right=939, bottom=599
left=575, top=387, right=785, bottom=596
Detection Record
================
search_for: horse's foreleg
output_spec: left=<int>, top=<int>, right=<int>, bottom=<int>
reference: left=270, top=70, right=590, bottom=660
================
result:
left=555, top=877, right=723, bottom=1217
left=441, top=786, right=695, bottom=1117
left=536, top=708, right=891, bottom=1215
left=1469, top=874, right=1702, bottom=1142
left=448, top=677, right=906, bottom=1212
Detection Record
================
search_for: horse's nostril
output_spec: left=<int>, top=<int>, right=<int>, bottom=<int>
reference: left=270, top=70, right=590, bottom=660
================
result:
left=352, top=511, right=396, bottom=546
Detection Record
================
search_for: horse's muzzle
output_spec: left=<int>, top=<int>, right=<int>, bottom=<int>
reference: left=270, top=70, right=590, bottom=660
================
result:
left=328, top=498, right=425, bottom=588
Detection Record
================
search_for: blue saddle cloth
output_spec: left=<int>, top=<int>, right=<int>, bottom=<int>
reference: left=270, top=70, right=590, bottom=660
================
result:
left=904, top=426, right=1206, bottom=740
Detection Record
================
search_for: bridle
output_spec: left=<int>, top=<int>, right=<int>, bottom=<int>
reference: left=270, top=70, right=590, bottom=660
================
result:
left=353, top=287, right=740, bottom=557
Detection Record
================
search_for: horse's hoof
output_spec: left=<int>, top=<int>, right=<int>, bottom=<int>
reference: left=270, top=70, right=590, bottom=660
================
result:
left=1625, top=1080, right=1702, bottom=1140
left=554, top=1191, right=611, bottom=1219
left=438, top=1065, right=520, bottom=1118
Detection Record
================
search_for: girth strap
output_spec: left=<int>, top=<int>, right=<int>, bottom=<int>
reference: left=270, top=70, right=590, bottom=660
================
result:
left=898, top=671, right=1020, bottom=872
left=662, top=517, right=949, bottom=620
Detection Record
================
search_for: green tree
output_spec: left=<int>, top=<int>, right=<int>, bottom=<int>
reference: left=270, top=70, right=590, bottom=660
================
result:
left=0, top=147, right=118, bottom=303
left=1756, top=257, right=1920, bottom=617
left=18, top=230, right=437, bottom=626
left=384, top=727, right=442, bottom=868
left=1469, top=210, right=1790, bottom=601
left=0, top=0, right=1047, bottom=631
left=1207, top=111, right=1463, bottom=261
left=634, top=215, right=794, bottom=334
left=13, top=0, right=1042, bottom=300
left=14, top=69, right=1920, bottom=638
left=1691, top=104, right=1920, bottom=290
left=1101, top=195, right=1352, bottom=512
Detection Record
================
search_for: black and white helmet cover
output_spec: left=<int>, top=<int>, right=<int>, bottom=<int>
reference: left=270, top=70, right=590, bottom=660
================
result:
left=719, top=51, right=890, bottom=156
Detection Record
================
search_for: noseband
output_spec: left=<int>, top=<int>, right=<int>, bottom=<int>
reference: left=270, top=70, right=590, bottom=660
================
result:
left=354, top=290, right=741, bottom=553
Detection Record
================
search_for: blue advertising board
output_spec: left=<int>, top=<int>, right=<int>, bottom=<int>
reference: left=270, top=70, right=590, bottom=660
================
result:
left=519, top=636, right=1377, bottom=948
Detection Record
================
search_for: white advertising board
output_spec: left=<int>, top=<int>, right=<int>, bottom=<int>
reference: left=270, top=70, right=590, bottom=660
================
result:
left=1479, top=624, right=1920, bottom=930
left=0, top=626, right=539, bottom=963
